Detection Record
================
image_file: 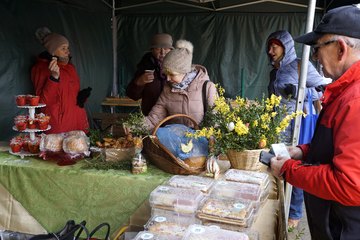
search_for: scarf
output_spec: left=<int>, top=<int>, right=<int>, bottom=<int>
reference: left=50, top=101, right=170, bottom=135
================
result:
left=171, top=70, right=197, bottom=90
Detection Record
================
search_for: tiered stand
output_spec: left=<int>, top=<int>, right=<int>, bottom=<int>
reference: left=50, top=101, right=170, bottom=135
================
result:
left=10, top=103, right=51, bottom=158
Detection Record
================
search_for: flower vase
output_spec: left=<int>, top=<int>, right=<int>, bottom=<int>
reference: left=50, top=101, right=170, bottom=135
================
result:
left=226, top=149, right=263, bottom=171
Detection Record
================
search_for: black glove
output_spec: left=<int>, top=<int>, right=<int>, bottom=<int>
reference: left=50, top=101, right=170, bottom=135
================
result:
left=284, top=84, right=296, bottom=98
left=76, top=87, right=92, bottom=108
left=315, top=84, right=327, bottom=93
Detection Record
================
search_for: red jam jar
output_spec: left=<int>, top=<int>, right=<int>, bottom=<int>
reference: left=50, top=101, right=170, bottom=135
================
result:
left=15, top=119, right=27, bottom=131
left=16, top=95, right=27, bottom=106
left=22, top=139, right=29, bottom=152
left=10, top=138, right=22, bottom=153
left=37, top=118, right=49, bottom=130
left=29, top=95, right=40, bottom=106
left=28, top=139, right=40, bottom=154
left=27, top=118, right=37, bottom=129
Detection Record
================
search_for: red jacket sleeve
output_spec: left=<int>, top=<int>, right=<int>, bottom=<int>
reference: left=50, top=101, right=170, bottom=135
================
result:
left=31, top=61, right=59, bottom=105
left=281, top=100, right=360, bottom=206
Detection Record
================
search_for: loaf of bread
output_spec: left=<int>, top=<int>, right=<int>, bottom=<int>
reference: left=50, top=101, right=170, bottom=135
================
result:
left=40, top=133, right=65, bottom=152
left=63, top=135, right=89, bottom=154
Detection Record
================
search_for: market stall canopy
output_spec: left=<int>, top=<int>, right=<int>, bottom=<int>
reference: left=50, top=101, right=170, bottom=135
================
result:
left=0, top=0, right=358, bottom=141
left=107, top=0, right=355, bottom=13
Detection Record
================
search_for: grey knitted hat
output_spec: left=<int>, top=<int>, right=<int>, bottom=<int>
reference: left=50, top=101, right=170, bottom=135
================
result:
left=162, top=39, right=194, bottom=74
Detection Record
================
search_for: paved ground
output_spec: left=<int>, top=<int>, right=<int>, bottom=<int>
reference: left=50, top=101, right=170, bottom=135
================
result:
left=287, top=203, right=311, bottom=240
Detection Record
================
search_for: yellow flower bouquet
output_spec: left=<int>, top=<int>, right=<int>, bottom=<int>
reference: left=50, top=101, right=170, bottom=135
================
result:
left=189, top=86, right=302, bottom=156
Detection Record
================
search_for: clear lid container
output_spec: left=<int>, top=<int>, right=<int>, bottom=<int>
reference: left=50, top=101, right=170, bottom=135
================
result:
left=197, top=197, right=254, bottom=227
left=181, top=224, right=250, bottom=240
left=211, top=181, right=261, bottom=201
left=201, top=222, right=259, bottom=240
left=167, top=175, right=215, bottom=193
left=133, top=231, right=166, bottom=240
left=151, top=208, right=201, bottom=225
left=149, top=185, right=204, bottom=214
left=224, top=169, right=269, bottom=189
left=144, top=216, right=188, bottom=240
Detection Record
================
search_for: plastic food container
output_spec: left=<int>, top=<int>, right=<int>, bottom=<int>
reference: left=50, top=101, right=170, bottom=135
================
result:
left=197, top=196, right=255, bottom=227
left=181, top=224, right=250, bottom=240
left=144, top=216, right=187, bottom=240
left=224, top=169, right=269, bottom=188
left=133, top=231, right=166, bottom=240
left=224, top=169, right=270, bottom=202
left=149, top=185, right=204, bottom=214
left=167, top=175, right=215, bottom=193
left=151, top=208, right=201, bottom=225
left=200, top=222, right=260, bottom=240
left=211, top=181, right=261, bottom=201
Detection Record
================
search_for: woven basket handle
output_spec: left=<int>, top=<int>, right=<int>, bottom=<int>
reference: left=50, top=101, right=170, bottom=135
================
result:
left=151, top=114, right=199, bottom=135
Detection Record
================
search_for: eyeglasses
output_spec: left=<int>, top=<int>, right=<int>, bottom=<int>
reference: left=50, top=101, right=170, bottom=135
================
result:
left=312, top=40, right=337, bottom=55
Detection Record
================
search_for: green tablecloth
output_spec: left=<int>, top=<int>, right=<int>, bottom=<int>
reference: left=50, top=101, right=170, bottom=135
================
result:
left=0, top=152, right=171, bottom=237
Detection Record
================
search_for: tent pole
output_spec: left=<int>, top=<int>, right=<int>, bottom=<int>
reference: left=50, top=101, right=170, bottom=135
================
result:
left=111, top=0, right=118, bottom=99
left=285, top=0, right=317, bottom=230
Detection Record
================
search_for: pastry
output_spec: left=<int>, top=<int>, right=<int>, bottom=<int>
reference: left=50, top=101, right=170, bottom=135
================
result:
left=146, top=216, right=186, bottom=238
left=199, top=197, right=251, bottom=220
left=40, top=133, right=64, bottom=152
left=63, top=135, right=89, bottom=154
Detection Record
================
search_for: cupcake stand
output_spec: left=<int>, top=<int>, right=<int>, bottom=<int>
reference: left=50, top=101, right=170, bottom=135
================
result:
left=10, top=103, right=51, bottom=159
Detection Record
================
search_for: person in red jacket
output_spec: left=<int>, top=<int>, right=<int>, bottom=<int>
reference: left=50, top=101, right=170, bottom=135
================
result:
left=270, top=5, right=360, bottom=239
left=31, top=27, right=90, bottom=134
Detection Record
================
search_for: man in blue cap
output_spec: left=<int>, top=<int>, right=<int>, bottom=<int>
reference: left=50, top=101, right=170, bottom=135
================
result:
left=270, top=5, right=360, bottom=239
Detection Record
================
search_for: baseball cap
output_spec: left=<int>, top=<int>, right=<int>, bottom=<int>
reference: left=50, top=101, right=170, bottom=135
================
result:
left=295, top=4, right=360, bottom=45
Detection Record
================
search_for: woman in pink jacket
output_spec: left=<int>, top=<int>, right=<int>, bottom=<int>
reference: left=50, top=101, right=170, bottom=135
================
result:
left=31, top=27, right=90, bottom=134
left=145, top=39, right=217, bottom=131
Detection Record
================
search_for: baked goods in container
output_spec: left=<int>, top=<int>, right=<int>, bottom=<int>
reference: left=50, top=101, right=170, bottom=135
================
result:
left=211, top=180, right=261, bottom=201
left=167, top=175, right=214, bottom=193
left=151, top=208, right=201, bottom=225
left=133, top=231, right=167, bottom=240
left=40, top=133, right=65, bottom=152
left=182, top=224, right=249, bottom=240
left=197, top=197, right=254, bottom=227
left=63, top=134, right=90, bottom=155
left=66, top=130, right=87, bottom=137
left=225, top=169, right=269, bottom=187
left=145, top=216, right=187, bottom=240
left=149, top=185, right=204, bottom=214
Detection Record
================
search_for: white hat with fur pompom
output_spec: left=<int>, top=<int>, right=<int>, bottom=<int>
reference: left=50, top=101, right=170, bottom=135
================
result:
left=162, top=39, right=194, bottom=74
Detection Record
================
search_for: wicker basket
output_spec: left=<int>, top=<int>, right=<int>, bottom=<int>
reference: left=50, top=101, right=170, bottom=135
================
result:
left=226, top=149, right=263, bottom=171
left=142, top=114, right=206, bottom=175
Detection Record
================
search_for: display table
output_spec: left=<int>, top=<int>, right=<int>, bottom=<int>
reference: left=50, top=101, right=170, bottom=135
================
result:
left=101, top=97, right=141, bottom=107
left=0, top=151, right=171, bottom=237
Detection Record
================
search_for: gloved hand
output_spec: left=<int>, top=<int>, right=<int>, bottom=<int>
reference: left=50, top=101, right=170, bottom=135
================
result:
left=76, top=87, right=92, bottom=108
left=284, top=84, right=296, bottom=98
left=315, top=84, right=327, bottom=93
